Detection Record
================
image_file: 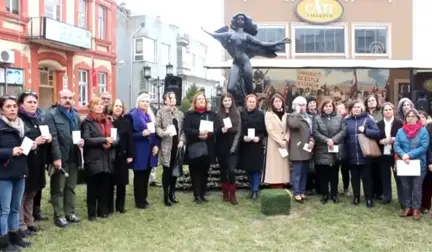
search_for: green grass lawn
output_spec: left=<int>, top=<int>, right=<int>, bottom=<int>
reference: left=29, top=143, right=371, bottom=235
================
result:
left=26, top=172, right=431, bottom=252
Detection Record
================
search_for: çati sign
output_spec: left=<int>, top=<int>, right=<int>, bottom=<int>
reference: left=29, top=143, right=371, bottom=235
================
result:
left=296, top=0, right=344, bottom=24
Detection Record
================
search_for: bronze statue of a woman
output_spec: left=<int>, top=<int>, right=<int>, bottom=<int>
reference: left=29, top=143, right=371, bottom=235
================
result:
left=203, top=13, right=290, bottom=108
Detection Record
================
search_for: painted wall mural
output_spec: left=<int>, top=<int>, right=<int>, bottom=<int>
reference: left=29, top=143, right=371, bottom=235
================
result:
left=252, top=68, right=391, bottom=110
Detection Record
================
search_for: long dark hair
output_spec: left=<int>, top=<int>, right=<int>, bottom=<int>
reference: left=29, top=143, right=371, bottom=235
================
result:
left=218, top=92, right=240, bottom=132
left=230, top=13, right=258, bottom=36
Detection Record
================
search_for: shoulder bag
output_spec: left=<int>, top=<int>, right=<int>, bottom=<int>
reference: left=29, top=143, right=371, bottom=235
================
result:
left=187, top=114, right=209, bottom=160
left=357, top=118, right=382, bottom=158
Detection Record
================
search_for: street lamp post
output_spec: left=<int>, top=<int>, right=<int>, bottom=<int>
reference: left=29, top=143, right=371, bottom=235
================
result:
left=143, top=63, right=174, bottom=110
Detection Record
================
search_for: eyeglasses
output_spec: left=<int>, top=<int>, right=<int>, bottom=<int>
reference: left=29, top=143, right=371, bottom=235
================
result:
left=0, top=95, right=17, bottom=100
left=101, top=97, right=110, bottom=101
left=60, top=96, right=73, bottom=100
left=23, top=90, right=37, bottom=95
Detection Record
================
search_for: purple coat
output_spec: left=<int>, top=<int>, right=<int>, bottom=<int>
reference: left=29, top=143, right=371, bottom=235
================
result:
left=129, top=109, right=160, bottom=171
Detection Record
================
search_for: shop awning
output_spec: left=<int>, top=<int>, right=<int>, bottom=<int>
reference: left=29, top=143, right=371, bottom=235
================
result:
left=204, top=59, right=432, bottom=70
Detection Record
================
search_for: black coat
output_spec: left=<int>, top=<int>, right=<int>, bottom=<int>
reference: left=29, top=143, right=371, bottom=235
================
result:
left=238, top=109, right=266, bottom=172
left=81, top=118, right=118, bottom=176
left=112, top=114, right=135, bottom=185
left=183, top=110, right=220, bottom=165
left=19, top=113, right=48, bottom=192
left=0, top=119, right=28, bottom=180
left=376, top=118, right=403, bottom=156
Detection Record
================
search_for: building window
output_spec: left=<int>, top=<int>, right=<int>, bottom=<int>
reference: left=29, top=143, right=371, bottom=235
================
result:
left=98, top=6, right=106, bottom=39
left=5, top=0, right=19, bottom=15
left=98, top=72, right=107, bottom=94
left=354, top=26, right=388, bottom=55
left=78, top=70, right=88, bottom=106
left=256, top=25, right=287, bottom=53
left=294, top=26, right=345, bottom=54
left=134, top=37, right=156, bottom=62
left=159, top=43, right=170, bottom=67
left=78, top=0, right=87, bottom=29
left=148, top=81, right=164, bottom=102
left=0, top=68, right=23, bottom=96
left=45, top=0, right=61, bottom=21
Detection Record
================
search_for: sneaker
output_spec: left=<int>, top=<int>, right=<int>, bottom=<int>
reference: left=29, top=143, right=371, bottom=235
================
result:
left=66, top=214, right=81, bottom=223
left=54, top=217, right=68, bottom=228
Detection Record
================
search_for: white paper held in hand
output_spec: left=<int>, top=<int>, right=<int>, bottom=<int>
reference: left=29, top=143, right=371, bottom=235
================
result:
left=111, top=128, right=118, bottom=140
left=328, top=145, right=339, bottom=153
left=72, top=131, right=81, bottom=144
left=223, top=117, right=232, bottom=129
left=303, top=143, right=312, bottom=152
left=20, top=137, right=34, bottom=156
left=167, top=125, right=177, bottom=136
left=39, top=125, right=50, bottom=137
left=279, top=148, right=288, bottom=158
left=396, top=160, right=420, bottom=176
left=199, top=120, right=214, bottom=132
left=147, top=122, right=156, bottom=133
left=383, top=145, right=391, bottom=155
left=247, top=128, right=255, bottom=138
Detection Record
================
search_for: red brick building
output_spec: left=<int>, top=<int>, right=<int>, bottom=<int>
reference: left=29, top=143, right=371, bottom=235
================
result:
left=0, top=0, right=117, bottom=110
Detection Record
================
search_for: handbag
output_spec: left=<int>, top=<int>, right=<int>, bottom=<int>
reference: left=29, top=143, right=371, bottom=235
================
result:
left=172, top=146, right=185, bottom=177
left=187, top=115, right=210, bottom=160
left=357, top=118, right=382, bottom=158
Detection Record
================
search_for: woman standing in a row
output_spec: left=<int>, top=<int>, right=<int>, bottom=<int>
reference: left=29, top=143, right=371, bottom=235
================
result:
left=109, top=99, right=135, bottom=213
left=313, top=99, right=346, bottom=204
left=184, top=93, right=219, bottom=204
left=81, top=97, right=118, bottom=221
left=262, top=93, right=290, bottom=188
left=156, top=92, right=185, bottom=206
left=216, top=93, right=241, bottom=205
left=239, top=94, right=266, bottom=200
left=17, top=92, right=50, bottom=237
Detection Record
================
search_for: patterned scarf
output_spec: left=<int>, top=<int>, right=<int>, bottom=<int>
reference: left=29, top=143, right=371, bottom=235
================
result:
left=1, top=115, right=25, bottom=137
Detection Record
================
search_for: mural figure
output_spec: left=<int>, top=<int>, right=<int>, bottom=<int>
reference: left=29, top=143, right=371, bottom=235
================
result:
left=202, top=13, right=290, bottom=109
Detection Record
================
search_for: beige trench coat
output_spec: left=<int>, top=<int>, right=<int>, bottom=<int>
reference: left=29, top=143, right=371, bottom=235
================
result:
left=263, top=111, right=290, bottom=184
left=155, top=106, right=186, bottom=167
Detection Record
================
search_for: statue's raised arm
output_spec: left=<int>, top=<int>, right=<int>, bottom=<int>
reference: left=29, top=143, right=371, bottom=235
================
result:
left=203, top=12, right=291, bottom=109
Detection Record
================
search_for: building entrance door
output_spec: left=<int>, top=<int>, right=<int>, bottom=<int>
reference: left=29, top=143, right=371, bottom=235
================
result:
left=39, top=67, right=56, bottom=108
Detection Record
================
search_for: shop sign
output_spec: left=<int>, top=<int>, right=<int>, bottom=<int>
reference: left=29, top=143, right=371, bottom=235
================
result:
left=296, top=0, right=344, bottom=24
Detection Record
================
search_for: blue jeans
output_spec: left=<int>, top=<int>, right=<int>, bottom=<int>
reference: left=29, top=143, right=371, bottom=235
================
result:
left=400, top=171, right=426, bottom=209
left=0, top=178, right=25, bottom=235
left=248, top=171, right=261, bottom=192
left=291, top=161, right=309, bottom=196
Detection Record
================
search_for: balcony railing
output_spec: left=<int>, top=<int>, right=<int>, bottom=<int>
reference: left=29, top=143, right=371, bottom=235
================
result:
left=28, top=17, right=92, bottom=50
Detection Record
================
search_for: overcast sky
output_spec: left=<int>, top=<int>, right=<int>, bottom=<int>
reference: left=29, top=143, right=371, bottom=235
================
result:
left=116, top=0, right=225, bottom=63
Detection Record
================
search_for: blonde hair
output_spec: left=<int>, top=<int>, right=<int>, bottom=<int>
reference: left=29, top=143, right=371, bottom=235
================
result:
left=190, top=92, right=207, bottom=111
left=136, top=92, right=155, bottom=122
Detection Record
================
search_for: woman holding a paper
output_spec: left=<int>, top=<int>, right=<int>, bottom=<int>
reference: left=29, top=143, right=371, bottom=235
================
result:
left=17, top=91, right=51, bottom=236
left=81, top=97, right=118, bottom=220
left=287, top=96, right=314, bottom=203
left=130, top=93, right=160, bottom=209
left=155, top=92, right=186, bottom=207
left=108, top=99, right=135, bottom=213
left=0, top=95, right=33, bottom=249
left=184, top=93, right=219, bottom=204
left=238, top=94, right=266, bottom=200
left=215, top=93, right=241, bottom=205
left=376, top=102, right=403, bottom=206
left=312, top=99, right=346, bottom=204
left=345, top=101, right=381, bottom=208
left=394, top=108, right=429, bottom=220
left=263, top=93, right=290, bottom=188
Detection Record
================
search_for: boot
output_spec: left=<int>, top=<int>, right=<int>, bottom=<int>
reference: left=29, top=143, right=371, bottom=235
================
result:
left=169, top=180, right=179, bottom=203
left=9, top=231, right=31, bottom=248
left=320, top=196, right=329, bottom=204
left=352, top=197, right=360, bottom=205
left=163, top=192, right=173, bottom=207
left=400, top=208, right=413, bottom=217
left=222, top=182, right=229, bottom=202
left=0, top=235, right=20, bottom=252
left=229, top=184, right=238, bottom=205
left=412, top=209, right=421, bottom=221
